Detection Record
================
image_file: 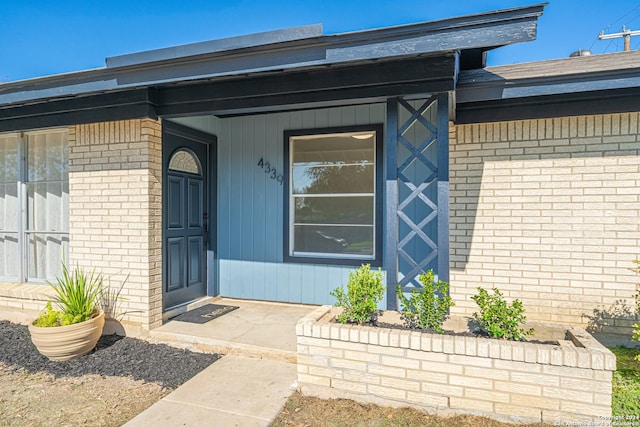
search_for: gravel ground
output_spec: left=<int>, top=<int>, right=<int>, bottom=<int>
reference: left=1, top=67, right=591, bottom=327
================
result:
left=0, top=320, right=220, bottom=426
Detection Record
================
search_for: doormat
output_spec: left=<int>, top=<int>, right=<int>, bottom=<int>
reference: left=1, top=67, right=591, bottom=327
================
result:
left=169, top=304, right=239, bottom=324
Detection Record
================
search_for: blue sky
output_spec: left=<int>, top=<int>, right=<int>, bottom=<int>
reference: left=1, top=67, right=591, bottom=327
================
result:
left=1, top=0, right=640, bottom=82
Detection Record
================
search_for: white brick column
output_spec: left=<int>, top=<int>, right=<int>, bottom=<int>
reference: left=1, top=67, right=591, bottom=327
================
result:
left=68, top=119, right=162, bottom=330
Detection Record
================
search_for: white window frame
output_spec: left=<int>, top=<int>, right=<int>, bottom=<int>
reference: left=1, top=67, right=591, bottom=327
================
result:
left=284, top=125, right=383, bottom=266
left=0, top=128, right=69, bottom=283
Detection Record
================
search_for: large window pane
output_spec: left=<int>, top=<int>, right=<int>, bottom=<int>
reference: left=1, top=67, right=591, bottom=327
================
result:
left=292, top=132, right=374, bottom=165
left=27, top=132, right=68, bottom=182
left=288, top=128, right=378, bottom=260
left=294, top=196, right=374, bottom=225
left=0, top=183, right=18, bottom=232
left=0, top=183, right=19, bottom=280
left=0, top=135, right=19, bottom=232
left=28, top=233, right=68, bottom=281
left=27, top=182, right=69, bottom=232
left=292, top=164, right=374, bottom=194
left=0, top=233, right=19, bottom=280
left=25, top=131, right=69, bottom=282
left=0, top=134, right=18, bottom=183
left=0, top=134, right=19, bottom=280
left=294, top=225, right=373, bottom=256
left=0, top=130, right=69, bottom=283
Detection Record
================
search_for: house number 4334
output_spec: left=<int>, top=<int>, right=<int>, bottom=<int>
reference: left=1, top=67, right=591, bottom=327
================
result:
left=257, top=158, right=283, bottom=185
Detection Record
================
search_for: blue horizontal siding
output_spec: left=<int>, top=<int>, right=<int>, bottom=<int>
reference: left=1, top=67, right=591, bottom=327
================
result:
left=215, top=104, right=387, bottom=305
left=173, top=103, right=418, bottom=308
left=220, top=259, right=387, bottom=308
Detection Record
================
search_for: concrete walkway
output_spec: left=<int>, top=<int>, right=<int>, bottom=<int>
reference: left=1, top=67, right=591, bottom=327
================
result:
left=124, top=298, right=310, bottom=426
left=124, top=355, right=297, bottom=427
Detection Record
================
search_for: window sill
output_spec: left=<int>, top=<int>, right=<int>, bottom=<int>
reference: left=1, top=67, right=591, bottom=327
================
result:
left=0, top=282, right=53, bottom=301
left=284, top=254, right=381, bottom=267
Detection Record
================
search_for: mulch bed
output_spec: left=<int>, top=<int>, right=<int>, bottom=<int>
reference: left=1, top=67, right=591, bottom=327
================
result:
left=367, top=317, right=559, bottom=346
left=0, top=320, right=219, bottom=389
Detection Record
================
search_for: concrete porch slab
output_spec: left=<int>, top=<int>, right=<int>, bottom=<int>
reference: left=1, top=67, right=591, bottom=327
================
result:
left=149, top=298, right=316, bottom=362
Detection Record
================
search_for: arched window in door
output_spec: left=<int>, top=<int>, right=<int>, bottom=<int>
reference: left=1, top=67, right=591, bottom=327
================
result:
left=168, top=149, right=201, bottom=175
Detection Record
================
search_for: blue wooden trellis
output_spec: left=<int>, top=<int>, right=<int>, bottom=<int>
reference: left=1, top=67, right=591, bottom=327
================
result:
left=385, top=94, right=449, bottom=310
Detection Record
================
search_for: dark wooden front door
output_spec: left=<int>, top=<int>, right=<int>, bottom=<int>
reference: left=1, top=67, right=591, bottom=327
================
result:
left=162, top=123, right=213, bottom=309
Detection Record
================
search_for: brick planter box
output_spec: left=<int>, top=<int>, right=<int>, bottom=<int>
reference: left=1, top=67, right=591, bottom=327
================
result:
left=296, top=306, right=616, bottom=424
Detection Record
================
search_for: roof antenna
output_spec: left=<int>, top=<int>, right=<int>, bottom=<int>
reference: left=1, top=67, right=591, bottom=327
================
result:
left=598, top=25, right=640, bottom=51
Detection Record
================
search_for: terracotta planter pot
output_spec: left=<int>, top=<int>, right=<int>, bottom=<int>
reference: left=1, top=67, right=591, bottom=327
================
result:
left=29, top=311, right=105, bottom=361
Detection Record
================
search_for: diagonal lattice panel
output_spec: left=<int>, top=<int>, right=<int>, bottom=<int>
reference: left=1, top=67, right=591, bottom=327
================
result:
left=397, top=209, right=437, bottom=250
left=397, top=177, right=437, bottom=212
left=398, top=98, right=438, bottom=135
left=398, top=135, right=437, bottom=174
left=398, top=247, right=438, bottom=289
left=397, top=211, right=438, bottom=289
left=385, top=93, right=449, bottom=310
left=397, top=180, right=438, bottom=254
left=396, top=97, right=439, bottom=290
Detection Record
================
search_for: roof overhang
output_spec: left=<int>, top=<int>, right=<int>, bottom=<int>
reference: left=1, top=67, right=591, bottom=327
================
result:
left=0, top=3, right=545, bottom=132
left=456, top=50, right=640, bottom=123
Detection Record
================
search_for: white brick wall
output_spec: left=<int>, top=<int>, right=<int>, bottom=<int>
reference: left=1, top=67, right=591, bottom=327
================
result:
left=449, top=113, right=640, bottom=334
left=297, top=306, right=615, bottom=424
left=68, top=119, right=162, bottom=330
left=0, top=284, right=53, bottom=323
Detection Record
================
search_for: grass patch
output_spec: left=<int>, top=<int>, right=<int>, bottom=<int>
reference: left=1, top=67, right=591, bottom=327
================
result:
left=610, top=346, right=640, bottom=417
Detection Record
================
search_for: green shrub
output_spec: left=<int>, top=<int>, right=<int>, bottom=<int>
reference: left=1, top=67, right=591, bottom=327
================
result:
left=397, top=270, right=454, bottom=333
left=33, top=302, right=83, bottom=327
left=610, top=346, right=640, bottom=416
left=330, top=264, right=385, bottom=325
left=49, top=261, right=103, bottom=324
left=33, top=259, right=104, bottom=328
left=33, top=302, right=61, bottom=327
left=471, top=287, right=533, bottom=341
